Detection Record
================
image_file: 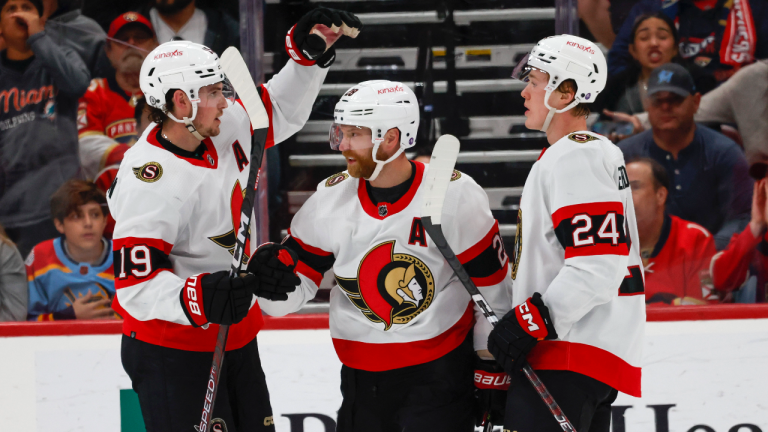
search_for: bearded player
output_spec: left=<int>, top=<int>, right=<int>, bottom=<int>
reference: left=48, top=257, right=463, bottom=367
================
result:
left=258, top=80, right=513, bottom=431
left=486, top=36, right=645, bottom=431
left=106, top=9, right=362, bottom=431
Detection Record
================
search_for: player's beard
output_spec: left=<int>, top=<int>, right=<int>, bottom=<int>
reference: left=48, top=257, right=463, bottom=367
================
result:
left=343, top=146, right=388, bottom=179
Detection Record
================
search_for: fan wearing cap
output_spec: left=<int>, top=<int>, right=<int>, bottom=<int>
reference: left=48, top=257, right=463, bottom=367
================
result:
left=710, top=156, right=768, bottom=303
left=257, top=79, right=513, bottom=431
left=78, top=12, right=159, bottom=199
left=619, top=63, right=753, bottom=250
left=487, top=35, right=645, bottom=431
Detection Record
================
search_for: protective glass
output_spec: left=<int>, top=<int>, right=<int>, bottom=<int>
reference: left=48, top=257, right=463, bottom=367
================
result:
left=329, top=123, right=374, bottom=151
left=511, top=54, right=533, bottom=82
left=197, top=78, right=236, bottom=107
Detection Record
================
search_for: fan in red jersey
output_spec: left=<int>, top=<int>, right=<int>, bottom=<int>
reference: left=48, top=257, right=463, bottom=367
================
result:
left=626, top=157, right=718, bottom=306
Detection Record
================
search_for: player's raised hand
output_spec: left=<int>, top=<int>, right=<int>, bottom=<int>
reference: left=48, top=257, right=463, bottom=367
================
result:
left=487, top=292, right=557, bottom=375
left=246, top=243, right=301, bottom=301
left=286, top=7, right=363, bottom=68
left=181, top=271, right=255, bottom=327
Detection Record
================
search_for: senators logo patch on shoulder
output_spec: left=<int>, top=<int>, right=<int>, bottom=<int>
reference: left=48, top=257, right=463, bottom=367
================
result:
left=336, top=240, right=435, bottom=330
left=132, top=162, right=163, bottom=183
left=325, top=172, right=349, bottom=187
left=568, top=133, right=599, bottom=143
left=450, top=170, right=462, bottom=181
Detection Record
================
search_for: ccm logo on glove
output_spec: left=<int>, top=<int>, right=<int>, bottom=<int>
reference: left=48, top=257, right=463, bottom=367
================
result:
left=516, top=299, right=549, bottom=340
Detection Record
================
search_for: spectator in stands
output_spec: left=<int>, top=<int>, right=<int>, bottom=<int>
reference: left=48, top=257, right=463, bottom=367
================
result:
left=78, top=12, right=157, bottom=192
left=0, top=0, right=90, bottom=257
left=710, top=157, right=768, bottom=303
left=695, top=59, right=768, bottom=162
left=619, top=63, right=752, bottom=250
left=594, top=13, right=680, bottom=122
left=144, top=0, right=239, bottom=55
left=27, top=180, right=116, bottom=321
left=133, top=95, right=151, bottom=136
left=626, top=158, right=718, bottom=306
left=42, top=0, right=106, bottom=77
left=608, top=0, right=768, bottom=87
left=0, top=223, right=27, bottom=321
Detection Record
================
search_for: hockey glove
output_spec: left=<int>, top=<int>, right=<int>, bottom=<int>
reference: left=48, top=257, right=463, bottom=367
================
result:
left=180, top=271, right=255, bottom=327
left=246, top=243, right=301, bottom=301
left=474, top=357, right=509, bottom=428
left=285, top=7, right=362, bottom=68
left=487, top=292, right=558, bottom=375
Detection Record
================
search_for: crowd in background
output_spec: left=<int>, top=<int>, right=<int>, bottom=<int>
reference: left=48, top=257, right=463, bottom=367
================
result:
left=0, top=0, right=767, bottom=321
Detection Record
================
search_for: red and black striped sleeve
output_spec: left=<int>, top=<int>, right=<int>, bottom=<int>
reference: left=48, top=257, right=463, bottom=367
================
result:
left=112, top=237, right=175, bottom=289
left=456, top=221, right=509, bottom=287
left=282, top=229, right=335, bottom=287
left=551, top=202, right=629, bottom=259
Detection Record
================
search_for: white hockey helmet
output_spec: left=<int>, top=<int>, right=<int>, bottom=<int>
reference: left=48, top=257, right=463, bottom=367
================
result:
left=140, top=41, right=231, bottom=140
left=330, top=80, right=419, bottom=181
left=512, top=35, right=607, bottom=131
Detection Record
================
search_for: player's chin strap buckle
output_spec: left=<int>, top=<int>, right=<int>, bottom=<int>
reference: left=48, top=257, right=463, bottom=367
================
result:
left=167, top=103, right=207, bottom=141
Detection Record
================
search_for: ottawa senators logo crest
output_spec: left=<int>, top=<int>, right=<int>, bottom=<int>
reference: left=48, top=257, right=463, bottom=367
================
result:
left=567, top=133, right=599, bottom=143
left=336, top=241, right=434, bottom=330
left=325, top=172, right=349, bottom=187
left=132, top=162, right=163, bottom=183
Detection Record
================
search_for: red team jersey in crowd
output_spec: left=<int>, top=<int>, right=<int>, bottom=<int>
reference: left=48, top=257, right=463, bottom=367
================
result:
left=644, top=214, right=718, bottom=306
left=711, top=224, right=768, bottom=301
left=77, top=77, right=140, bottom=192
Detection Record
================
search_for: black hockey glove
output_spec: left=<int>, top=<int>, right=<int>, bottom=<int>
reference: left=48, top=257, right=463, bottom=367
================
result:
left=474, top=357, right=509, bottom=428
left=246, top=243, right=301, bottom=301
left=487, top=292, right=558, bottom=375
left=180, top=271, right=255, bottom=327
left=285, top=7, right=362, bottom=68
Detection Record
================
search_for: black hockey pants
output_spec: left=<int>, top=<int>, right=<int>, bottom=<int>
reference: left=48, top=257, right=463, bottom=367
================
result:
left=122, top=335, right=275, bottom=432
left=336, top=333, right=476, bottom=432
left=503, top=369, right=618, bottom=432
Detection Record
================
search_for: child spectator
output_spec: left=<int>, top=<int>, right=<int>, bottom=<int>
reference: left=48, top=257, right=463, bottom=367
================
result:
left=26, top=180, right=116, bottom=321
left=710, top=157, right=768, bottom=303
left=626, top=158, right=718, bottom=306
left=0, top=222, right=26, bottom=321
left=0, top=0, right=90, bottom=257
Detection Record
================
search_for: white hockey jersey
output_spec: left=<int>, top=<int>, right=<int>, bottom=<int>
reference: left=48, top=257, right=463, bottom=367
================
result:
left=511, top=131, right=645, bottom=397
left=107, top=60, right=327, bottom=352
left=259, top=162, right=513, bottom=371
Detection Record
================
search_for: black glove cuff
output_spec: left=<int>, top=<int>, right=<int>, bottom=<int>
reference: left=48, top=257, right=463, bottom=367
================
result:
left=316, top=47, right=336, bottom=68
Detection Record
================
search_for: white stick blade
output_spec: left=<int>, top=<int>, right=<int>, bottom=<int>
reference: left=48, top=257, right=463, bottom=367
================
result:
left=220, top=47, right=270, bottom=130
left=421, top=134, right=460, bottom=225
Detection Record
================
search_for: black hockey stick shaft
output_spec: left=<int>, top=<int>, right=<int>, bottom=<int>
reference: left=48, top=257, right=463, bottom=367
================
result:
left=421, top=216, right=577, bottom=432
left=200, top=127, right=269, bottom=432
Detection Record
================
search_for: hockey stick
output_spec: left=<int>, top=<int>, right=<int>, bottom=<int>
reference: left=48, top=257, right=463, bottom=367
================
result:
left=195, top=47, right=271, bottom=432
left=420, top=135, right=577, bottom=432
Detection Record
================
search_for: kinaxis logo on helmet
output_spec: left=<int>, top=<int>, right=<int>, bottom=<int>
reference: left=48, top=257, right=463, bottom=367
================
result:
left=377, top=85, right=404, bottom=95
left=336, top=240, right=434, bottom=330
left=565, top=40, right=595, bottom=54
left=154, top=49, right=183, bottom=60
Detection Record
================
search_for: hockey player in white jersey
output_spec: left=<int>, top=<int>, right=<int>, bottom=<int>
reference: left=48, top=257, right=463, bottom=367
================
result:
left=258, top=80, right=513, bottom=431
left=486, top=35, right=645, bottom=431
left=106, top=9, right=362, bottom=431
